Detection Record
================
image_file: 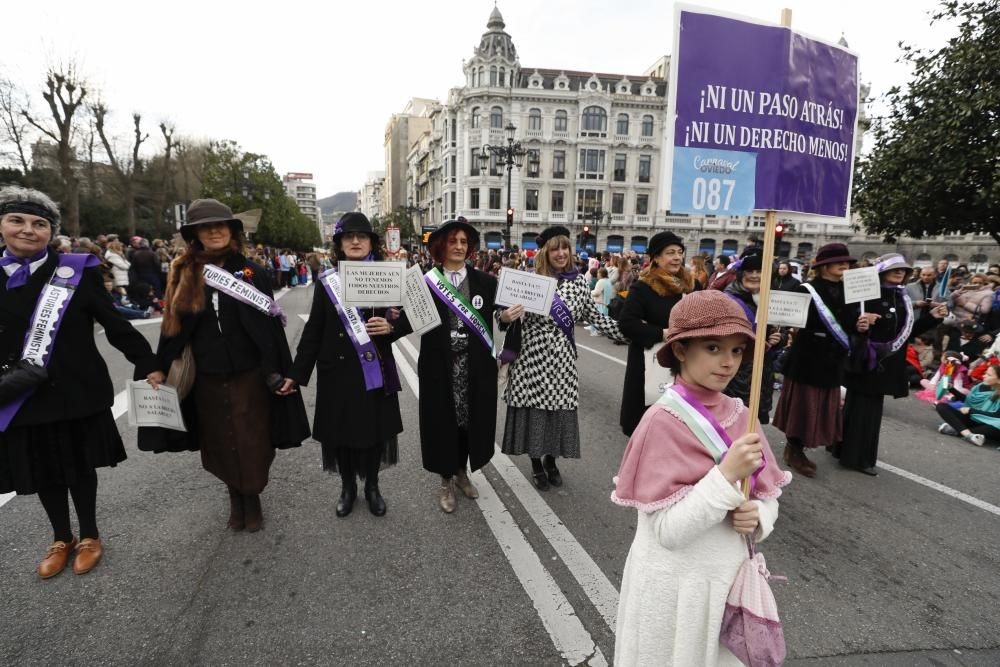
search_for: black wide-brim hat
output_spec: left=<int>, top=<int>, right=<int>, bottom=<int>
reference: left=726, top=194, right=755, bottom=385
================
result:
left=332, top=212, right=379, bottom=246
left=536, top=225, right=571, bottom=248
left=180, top=198, right=244, bottom=242
left=647, top=231, right=685, bottom=258
left=429, top=216, right=480, bottom=246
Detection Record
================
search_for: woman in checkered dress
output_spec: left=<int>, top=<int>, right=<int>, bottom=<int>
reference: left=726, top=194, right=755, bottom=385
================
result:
left=498, top=226, right=626, bottom=490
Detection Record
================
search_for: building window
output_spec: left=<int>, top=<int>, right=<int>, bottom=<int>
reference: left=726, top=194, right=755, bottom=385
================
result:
left=582, top=106, right=607, bottom=132
left=489, top=188, right=502, bottom=210
left=528, top=108, right=542, bottom=130
left=638, top=155, right=651, bottom=183
left=490, top=66, right=498, bottom=86
left=526, top=189, right=539, bottom=211
left=636, top=194, right=649, bottom=215
left=611, top=192, right=624, bottom=214
left=576, top=189, right=604, bottom=216
left=553, top=150, right=566, bottom=179
left=450, top=192, right=456, bottom=216
left=499, top=67, right=506, bottom=86
left=796, top=242, right=814, bottom=259
left=613, top=154, right=626, bottom=181
left=469, top=188, right=480, bottom=209
left=578, top=149, right=606, bottom=179
left=490, top=152, right=500, bottom=176
left=490, top=106, right=503, bottom=128
left=607, top=234, right=625, bottom=252
left=471, top=107, right=480, bottom=129
left=450, top=120, right=457, bottom=142
left=616, top=113, right=629, bottom=135
left=478, top=66, right=484, bottom=86
left=527, top=150, right=540, bottom=177
left=551, top=190, right=564, bottom=212
left=699, top=238, right=717, bottom=256
left=631, top=235, right=649, bottom=252
left=554, top=110, right=568, bottom=132
left=470, top=149, right=480, bottom=176
left=641, top=115, right=654, bottom=137
left=723, top=239, right=739, bottom=256
left=450, top=156, right=456, bottom=182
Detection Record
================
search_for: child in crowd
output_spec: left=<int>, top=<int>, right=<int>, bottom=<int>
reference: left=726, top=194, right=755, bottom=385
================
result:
left=611, top=290, right=790, bottom=665
left=102, top=273, right=151, bottom=320
left=936, top=365, right=1000, bottom=447
left=916, top=352, right=969, bottom=403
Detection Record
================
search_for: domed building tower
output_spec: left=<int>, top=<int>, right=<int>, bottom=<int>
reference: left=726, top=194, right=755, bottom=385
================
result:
left=465, top=7, right=521, bottom=89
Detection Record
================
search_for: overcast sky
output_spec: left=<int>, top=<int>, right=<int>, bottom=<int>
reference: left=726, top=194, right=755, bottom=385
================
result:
left=3, top=0, right=950, bottom=198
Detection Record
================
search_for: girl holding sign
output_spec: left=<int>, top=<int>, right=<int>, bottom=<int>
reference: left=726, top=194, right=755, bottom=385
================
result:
left=498, top=225, right=625, bottom=490
left=417, top=218, right=503, bottom=513
left=146, top=199, right=309, bottom=533
left=0, top=186, right=163, bottom=578
left=772, top=243, right=870, bottom=477
left=283, top=213, right=405, bottom=518
left=611, top=290, right=790, bottom=666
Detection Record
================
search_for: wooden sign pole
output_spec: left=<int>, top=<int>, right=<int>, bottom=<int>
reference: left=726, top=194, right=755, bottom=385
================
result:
left=741, top=7, right=792, bottom=498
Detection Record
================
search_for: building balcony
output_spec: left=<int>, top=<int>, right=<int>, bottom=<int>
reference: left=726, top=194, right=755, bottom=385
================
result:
left=550, top=212, right=567, bottom=221
left=663, top=215, right=699, bottom=229
left=553, top=131, right=569, bottom=140
left=634, top=215, right=652, bottom=226
left=610, top=214, right=627, bottom=225
left=614, top=134, right=631, bottom=143
left=525, top=129, right=543, bottom=139
left=524, top=211, right=541, bottom=220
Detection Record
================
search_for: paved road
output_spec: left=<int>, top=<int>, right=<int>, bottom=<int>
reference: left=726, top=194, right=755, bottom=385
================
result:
left=2, top=282, right=999, bottom=666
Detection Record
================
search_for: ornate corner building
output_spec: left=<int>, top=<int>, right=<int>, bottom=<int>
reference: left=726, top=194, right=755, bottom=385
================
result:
left=395, top=8, right=997, bottom=269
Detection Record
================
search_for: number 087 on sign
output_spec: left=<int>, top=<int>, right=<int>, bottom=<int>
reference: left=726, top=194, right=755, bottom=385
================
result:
left=670, top=147, right=757, bottom=216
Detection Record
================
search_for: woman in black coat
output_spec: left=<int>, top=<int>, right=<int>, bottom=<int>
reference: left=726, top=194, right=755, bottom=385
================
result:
left=773, top=243, right=870, bottom=477
left=0, top=186, right=162, bottom=578
left=618, top=231, right=696, bottom=436
left=141, top=199, right=308, bottom=533
left=283, top=213, right=405, bottom=518
left=416, top=219, right=505, bottom=513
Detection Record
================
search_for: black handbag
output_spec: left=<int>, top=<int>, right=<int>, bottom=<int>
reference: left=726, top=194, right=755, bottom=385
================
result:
left=0, top=359, right=48, bottom=405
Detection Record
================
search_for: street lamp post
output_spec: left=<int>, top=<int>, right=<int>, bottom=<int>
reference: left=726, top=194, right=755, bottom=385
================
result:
left=478, top=123, right=539, bottom=249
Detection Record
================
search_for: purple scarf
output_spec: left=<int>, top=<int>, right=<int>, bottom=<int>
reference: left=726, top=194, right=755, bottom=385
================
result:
left=0, top=249, right=48, bottom=289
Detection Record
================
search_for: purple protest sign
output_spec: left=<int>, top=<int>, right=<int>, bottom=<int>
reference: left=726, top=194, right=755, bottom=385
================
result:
left=663, top=6, right=859, bottom=219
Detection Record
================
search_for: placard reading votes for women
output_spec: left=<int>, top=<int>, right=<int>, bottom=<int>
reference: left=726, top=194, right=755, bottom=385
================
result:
left=339, top=261, right=405, bottom=308
left=663, top=5, right=859, bottom=218
left=495, top=268, right=557, bottom=316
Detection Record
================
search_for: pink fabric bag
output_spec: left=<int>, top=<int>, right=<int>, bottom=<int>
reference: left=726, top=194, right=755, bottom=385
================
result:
left=720, top=538, right=786, bottom=666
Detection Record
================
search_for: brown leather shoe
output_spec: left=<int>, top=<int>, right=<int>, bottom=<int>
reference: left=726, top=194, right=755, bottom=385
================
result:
left=454, top=470, right=479, bottom=499
left=72, top=538, right=103, bottom=575
left=38, top=538, right=77, bottom=579
left=439, top=478, right=456, bottom=513
left=786, top=448, right=817, bottom=478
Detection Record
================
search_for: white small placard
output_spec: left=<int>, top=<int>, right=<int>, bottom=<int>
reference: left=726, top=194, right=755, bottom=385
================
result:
left=495, top=268, right=558, bottom=316
left=339, top=261, right=405, bottom=308
left=403, top=265, right=442, bottom=336
left=767, top=291, right=812, bottom=328
left=842, top=266, right=881, bottom=304
left=385, top=227, right=401, bottom=253
left=127, top=381, right=186, bottom=431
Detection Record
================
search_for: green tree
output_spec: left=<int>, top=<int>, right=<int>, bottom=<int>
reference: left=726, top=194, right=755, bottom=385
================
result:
left=200, top=140, right=320, bottom=249
left=853, top=0, right=1000, bottom=246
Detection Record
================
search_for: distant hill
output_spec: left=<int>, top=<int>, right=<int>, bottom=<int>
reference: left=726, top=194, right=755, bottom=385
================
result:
left=318, top=192, right=357, bottom=214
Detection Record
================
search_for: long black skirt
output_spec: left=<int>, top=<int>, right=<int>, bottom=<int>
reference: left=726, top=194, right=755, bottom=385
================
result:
left=838, top=390, right=885, bottom=470
left=0, top=410, right=125, bottom=495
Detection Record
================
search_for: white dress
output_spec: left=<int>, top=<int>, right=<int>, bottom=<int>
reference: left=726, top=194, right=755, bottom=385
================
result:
left=615, top=465, right=780, bottom=666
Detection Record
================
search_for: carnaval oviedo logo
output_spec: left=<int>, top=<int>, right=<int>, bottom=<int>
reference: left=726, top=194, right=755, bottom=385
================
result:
left=693, top=155, right=740, bottom=175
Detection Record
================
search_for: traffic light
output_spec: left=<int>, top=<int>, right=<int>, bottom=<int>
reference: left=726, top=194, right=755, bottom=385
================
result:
left=506, top=207, right=514, bottom=225
left=774, top=223, right=785, bottom=241
left=581, top=224, right=591, bottom=247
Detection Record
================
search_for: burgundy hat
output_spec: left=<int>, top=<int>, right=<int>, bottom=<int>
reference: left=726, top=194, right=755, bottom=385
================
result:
left=811, top=243, right=857, bottom=268
left=428, top=216, right=480, bottom=246
left=656, top=290, right=756, bottom=368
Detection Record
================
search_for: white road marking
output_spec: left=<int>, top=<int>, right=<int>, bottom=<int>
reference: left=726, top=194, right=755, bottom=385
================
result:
left=877, top=461, right=1000, bottom=517
left=575, top=342, right=626, bottom=367
left=0, top=492, right=13, bottom=508
left=392, top=339, right=608, bottom=666
left=405, top=334, right=619, bottom=627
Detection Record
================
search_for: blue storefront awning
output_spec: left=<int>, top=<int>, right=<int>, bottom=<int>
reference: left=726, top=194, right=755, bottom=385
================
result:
left=607, top=240, right=624, bottom=252
left=631, top=243, right=647, bottom=253
left=522, top=239, right=538, bottom=250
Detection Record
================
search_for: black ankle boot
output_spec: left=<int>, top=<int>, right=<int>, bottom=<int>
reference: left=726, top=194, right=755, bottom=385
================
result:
left=364, top=485, right=386, bottom=516
left=542, top=456, right=562, bottom=487
left=336, top=483, right=357, bottom=518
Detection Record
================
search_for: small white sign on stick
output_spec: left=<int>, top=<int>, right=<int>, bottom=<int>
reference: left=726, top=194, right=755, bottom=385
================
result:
left=842, top=266, right=881, bottom=305
left=385, top=227, right=401, bottom=254
left=127, top=381, right=186, bottom=431
left=495, top=268, right=557, bottom=316
left=767, top=291, right=812, bottom=329
left=402, top=265, right=442, bottom=336
left=339, top=261, right=405, bottom=308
